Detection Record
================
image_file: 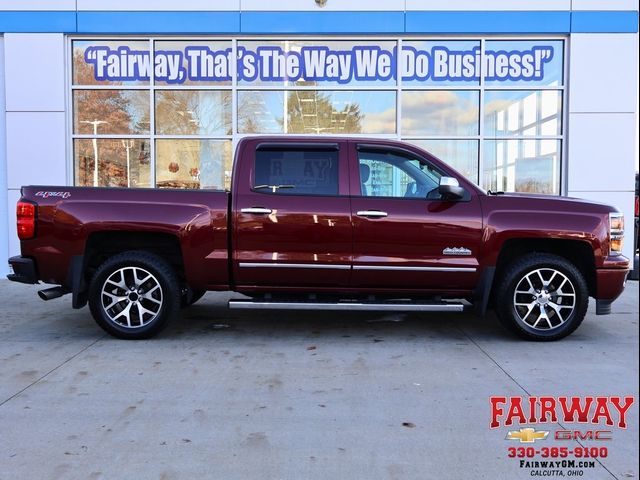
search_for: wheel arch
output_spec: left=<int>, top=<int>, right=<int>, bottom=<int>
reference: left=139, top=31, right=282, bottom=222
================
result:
left=492, top=238, right=596, bottom=303
left=72, top=231, right=185, bottom=309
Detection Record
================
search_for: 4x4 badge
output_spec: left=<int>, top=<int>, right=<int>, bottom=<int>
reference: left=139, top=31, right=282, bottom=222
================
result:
left=443, top=247, right=472, bottom=256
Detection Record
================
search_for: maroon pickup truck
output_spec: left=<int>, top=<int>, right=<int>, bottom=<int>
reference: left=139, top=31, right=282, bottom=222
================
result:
left=8, top=137, right=630, bottom=341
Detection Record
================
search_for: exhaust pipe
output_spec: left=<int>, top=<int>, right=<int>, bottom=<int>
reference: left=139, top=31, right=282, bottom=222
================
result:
left=38, top=286, right=70, bottom=301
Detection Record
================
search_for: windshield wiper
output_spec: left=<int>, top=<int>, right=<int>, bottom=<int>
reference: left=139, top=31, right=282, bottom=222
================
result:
left=487, top=189, right=505, bottom=195
left=254, top=184, right=295, bottom=193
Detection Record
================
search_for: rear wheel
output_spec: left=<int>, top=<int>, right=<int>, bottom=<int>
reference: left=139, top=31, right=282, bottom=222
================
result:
left=88, top=251, right=180, bottom=339
left=495, top=253, right=589, bottom=341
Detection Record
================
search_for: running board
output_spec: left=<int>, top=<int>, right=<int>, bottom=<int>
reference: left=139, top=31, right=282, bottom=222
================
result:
left=228, top=300, right=465, bottom=312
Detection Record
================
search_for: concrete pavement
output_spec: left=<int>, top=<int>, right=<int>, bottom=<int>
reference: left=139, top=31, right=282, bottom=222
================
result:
left=0, top=279, right=638, bottom=480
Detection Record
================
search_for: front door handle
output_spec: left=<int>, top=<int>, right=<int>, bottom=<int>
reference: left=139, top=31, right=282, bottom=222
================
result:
left=356, top=210, right=388, bottom=218
left=241, top=207, right=273, bottom=214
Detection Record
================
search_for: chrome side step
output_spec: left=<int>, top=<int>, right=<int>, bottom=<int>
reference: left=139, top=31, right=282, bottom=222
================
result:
left=228, top=300, right=465, bottom=312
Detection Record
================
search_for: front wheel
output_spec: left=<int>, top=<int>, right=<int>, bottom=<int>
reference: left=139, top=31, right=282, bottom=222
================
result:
left=88, top=251, right=181, bottom=339
left=495, top=253, right=589, bottom=341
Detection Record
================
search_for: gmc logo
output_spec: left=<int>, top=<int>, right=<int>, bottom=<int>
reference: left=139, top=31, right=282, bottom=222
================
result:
left=555, top=430, right=613, bottom=441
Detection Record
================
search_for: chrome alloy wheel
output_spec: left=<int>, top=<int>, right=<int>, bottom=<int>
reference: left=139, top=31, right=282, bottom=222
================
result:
left=513, top=268, right=576, bottom=331
left=100, top=267, right=163, bottom=329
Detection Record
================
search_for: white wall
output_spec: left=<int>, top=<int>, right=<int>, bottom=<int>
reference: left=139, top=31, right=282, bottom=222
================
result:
left=567, top=33, right=638, bottom=260
left=0, top=36, right=8, bottom=276
left=3, top=33, right=67, bottom=261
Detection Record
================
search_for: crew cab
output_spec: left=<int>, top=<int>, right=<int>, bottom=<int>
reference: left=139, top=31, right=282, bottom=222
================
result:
left=7, top=137, right=630, bottom=340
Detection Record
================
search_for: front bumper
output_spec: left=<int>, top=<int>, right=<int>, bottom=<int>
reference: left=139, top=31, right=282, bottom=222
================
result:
left=595, top=265, right=629, bottom=315
left=7, top=256, right=38, bottom=284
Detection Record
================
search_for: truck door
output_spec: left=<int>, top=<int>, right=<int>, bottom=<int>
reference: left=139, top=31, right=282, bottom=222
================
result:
left=349, top=142, right=483, bottom=291
left=233, top=140, right=352, bottom=288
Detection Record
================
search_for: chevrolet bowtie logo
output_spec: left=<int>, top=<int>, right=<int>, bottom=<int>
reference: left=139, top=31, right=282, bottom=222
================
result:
left=506, top=427, right=549, bottom=443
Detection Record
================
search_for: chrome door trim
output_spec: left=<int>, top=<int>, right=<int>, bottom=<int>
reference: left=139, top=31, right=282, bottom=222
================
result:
left=353, top=265, right=477, bottom=272
left=239, top=263, right=475, bottom=272
left=239, top=262, right=351, bottom=270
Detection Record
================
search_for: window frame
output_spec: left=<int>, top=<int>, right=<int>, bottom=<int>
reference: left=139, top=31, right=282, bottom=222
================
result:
left=67, top=35, right=568, bottom=195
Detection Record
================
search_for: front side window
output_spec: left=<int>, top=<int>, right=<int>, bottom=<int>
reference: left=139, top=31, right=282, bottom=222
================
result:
left=254, top=148, right=339, bottom=196
left=358, top=150, right=442, bottom=199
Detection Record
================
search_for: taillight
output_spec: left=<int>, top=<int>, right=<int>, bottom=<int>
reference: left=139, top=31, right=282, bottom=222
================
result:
left=17, top=201, right=36, bottom=240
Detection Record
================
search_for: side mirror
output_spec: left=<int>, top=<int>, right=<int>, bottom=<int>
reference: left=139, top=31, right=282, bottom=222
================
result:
left=438, top=176, right=466, bottom=200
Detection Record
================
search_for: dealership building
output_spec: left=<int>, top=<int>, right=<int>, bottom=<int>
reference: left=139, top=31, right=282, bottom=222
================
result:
left=0, top=0, right=638, bottom=274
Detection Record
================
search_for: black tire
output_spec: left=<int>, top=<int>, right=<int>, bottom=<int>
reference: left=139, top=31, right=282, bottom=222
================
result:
left=494, top=253, right=589, bottom=341
left=88, top=251, right=180, bottom=339
left=181, top=289, right=206, bottom=308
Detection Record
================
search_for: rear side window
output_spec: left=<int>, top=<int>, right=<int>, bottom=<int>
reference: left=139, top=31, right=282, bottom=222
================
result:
left=254, top=148, right=339, bottom=196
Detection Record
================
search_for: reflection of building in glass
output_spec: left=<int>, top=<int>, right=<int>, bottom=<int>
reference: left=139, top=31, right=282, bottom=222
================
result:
left=483, top=90, right=562, bottom=194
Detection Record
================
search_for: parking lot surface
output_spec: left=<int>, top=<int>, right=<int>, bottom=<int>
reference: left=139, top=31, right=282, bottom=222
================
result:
left=0, top=280, right=638, bottom=480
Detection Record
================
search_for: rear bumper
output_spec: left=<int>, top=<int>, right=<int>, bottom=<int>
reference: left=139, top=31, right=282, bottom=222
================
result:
left=7, top=256, right=38, bottom=284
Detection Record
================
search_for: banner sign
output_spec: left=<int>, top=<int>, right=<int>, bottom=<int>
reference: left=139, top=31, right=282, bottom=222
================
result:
left=84, top=44, right=555, bottom=84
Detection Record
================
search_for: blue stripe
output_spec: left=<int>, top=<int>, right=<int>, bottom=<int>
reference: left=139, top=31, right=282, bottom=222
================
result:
left=0, top=11, right=76, bottom=32
left=571, top=11, right=638, bottom=33
left=77, top=11, right=240, bottom=33
left=240, top=11, right=405, bottom=34
left=406, top=11, right=570, bottom=33
left=0, top=10, right=638, bottom=34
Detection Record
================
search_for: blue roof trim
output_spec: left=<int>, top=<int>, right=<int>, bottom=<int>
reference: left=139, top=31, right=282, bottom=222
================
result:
left=0, top=11, right=77, bottom=33
left=0, top=10, right=638, bottom=34
left=240, top=11, right=405, bottom=34
left=76, top=11, right=241, bottom=34
left=571, top=11, right=638, bottom=33
left=406, top=11, right=571, bottom=34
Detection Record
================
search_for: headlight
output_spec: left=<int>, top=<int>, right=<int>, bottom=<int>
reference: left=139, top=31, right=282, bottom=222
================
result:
left=609, top=212, right=624, bottom=255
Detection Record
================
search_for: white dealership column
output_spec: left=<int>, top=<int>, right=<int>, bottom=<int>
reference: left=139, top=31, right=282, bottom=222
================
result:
left=0, top=36, right=8, bottom=276
left=567, top=33, right=638, bottom=261
left=3, top=33, right=68, bottom=262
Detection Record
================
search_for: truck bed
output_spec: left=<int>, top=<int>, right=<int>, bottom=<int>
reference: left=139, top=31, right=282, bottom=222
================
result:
left=19, top=186, right=231, bottom=290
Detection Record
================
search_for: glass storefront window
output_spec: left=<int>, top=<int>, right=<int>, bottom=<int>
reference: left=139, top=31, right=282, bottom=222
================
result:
left=73, top=90, right=150, bottom=135
left=237, top=40, right=397, bottom=87
left=74, top=139, right=151, bottom=188
left=484, top=90, right=562, bottom=137
left=153, top=40, right=232, bottom=86
left=402, top=90, right=479, bottom=136
left=483, top=139, right=561, bottom=194
left=401, top=40, right=481, bottom=86
left=408, top=140, right=479, bottom=184
left=73, top=40, right=151, bottom=86
left=238, top=90, right=396, bottom=134
left=156, top=140, right=232, bottom=190
left=484, top=40, right=564, bottom=87
left=71, top=37, right=565, bottom=194
left=155, top=90, right=232, bottom=135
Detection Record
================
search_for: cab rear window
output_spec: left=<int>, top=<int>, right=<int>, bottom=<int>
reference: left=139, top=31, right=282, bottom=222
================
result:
left=254, top=148, right=339, bottom=196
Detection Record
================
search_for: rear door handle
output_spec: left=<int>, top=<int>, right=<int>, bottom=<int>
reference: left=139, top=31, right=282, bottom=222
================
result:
left=356, top=210, right=388, bottom=218
left=241, top=207, right=273, bottom=214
